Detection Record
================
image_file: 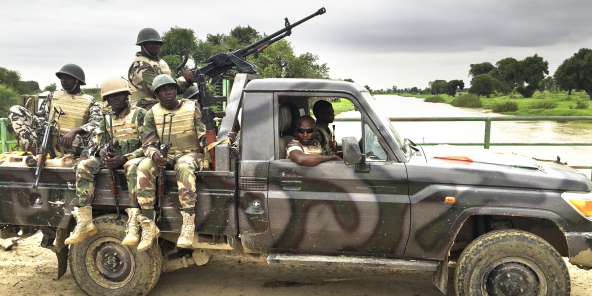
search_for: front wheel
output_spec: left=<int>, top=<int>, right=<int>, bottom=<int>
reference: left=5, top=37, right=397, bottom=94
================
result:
left=454, top=229, right=570, bottom=296
left=68, top=214, right=162, bottom=296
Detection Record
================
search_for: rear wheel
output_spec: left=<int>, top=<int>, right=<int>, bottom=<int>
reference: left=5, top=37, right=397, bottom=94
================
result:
left=69, top=214, right=162, bottom=296
left=454, top=229, right=570, bottom=296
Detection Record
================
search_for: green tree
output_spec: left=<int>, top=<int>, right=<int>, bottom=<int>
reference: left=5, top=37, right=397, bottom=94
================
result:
left=43, top=83, right=57, bottom=92
left=410, top=87, right=419, bottom=93
left=446, top=80, right=465, bottom=97
left=229, top=25, right=260, bottom=45
left=0, top=67, right=21, bottom=91
left=490, top=57, right=519, bottom=94
left=469, top=62, right=494, bottom=77
left=0, top=85, right=20, bottom=117
left=17, top=81, right=40, bottom=95
left=540, top=76, right=556, bottom=92
left=515, top=54, right=549, bottom=98
left=343, top=78, right=354, bottom=83
left=364, top=85, right=372, bottom=92
left=555, top=48, right=592, bottom=99
left=429, top=80, right=447, bottom=95
left=160, top=27, right=199, bottom=77
left=469, top=74, right=496, bottom=98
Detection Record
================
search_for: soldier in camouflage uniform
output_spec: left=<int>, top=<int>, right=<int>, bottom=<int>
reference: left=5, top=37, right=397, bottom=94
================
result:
left=128, top=28, right=195, bottom=110
left=65, top=78, right=147, bottom=245
left=134, top=74, right=207, bottom=250
left=8, top=64, right=101, bottom=158
left=286, top=116, right=341, bottom=167
left=312, top=100, right=337, bottom=156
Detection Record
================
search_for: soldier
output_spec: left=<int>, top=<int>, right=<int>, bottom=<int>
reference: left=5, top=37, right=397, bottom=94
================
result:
left=312, top=100, right=337, bottom=155
left=65, top=77, right=147, bottom=245
left=286, top=116, right=341, bottom=167
left=128, top=28, right=194, bottom=110
left=8, top=64, right=101, bottom=158
left=183, top=85, right=199, bottom=104
left=132, top=74, right=207, bottom=250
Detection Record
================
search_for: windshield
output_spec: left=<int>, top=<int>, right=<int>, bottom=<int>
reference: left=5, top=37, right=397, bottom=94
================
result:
left=361, top=92, right=407, bottom=155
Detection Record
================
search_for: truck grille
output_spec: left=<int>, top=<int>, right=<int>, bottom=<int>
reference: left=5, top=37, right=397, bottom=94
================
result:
left=239, top=178, right=267, bottom=190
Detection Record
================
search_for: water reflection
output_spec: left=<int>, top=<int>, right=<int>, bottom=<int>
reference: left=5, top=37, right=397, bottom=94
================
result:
left=335, top=95, right=592, bottom=177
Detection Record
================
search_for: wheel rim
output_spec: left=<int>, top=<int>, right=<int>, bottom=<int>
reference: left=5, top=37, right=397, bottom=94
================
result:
left=85, top=237, right=136, bottom=289
left=481, top=257, right=547, bottom=296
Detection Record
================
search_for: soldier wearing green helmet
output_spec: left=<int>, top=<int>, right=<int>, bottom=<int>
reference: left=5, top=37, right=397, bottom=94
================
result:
left=7, top=64, right=102, bottom=158
left=132, top=74, right=207, bottom=251
left=183, top=85, right=201, bottom=108
left=128, top=28, right=195, bottom=110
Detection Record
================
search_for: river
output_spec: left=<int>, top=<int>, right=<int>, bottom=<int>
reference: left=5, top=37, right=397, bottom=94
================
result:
left=335, top=95, right=592, bottom=177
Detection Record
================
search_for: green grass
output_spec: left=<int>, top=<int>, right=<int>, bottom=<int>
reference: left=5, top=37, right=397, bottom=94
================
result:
left=396, top=91, right=592, bottom=116
left=333, top=99, right=355, bottom=115
left=424, top=96, right=446, bottom=103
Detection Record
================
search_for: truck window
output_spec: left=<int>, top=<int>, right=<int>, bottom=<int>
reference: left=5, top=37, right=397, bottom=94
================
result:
left=363, top=122, right=388, bottom=161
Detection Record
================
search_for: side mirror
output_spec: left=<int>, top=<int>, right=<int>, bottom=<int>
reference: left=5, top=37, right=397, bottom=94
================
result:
left=342, top=137, right=362, bottom=165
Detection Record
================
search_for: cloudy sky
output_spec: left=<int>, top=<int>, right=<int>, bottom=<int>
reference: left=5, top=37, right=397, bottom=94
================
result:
left=2, top=0, right=592, bottom=91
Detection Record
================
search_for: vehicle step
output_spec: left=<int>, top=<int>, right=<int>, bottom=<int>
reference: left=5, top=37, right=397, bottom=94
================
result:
left=267, top=254, right=439, bottom=271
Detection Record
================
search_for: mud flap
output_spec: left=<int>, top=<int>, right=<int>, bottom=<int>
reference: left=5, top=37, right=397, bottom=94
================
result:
left=55, top=227, right=69, bottom=280
left=432, top=257, right=448, bottom=295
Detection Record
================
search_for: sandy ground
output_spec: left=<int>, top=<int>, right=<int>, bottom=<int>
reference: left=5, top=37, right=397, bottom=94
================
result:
left=0, top=232, right=591, bottom=296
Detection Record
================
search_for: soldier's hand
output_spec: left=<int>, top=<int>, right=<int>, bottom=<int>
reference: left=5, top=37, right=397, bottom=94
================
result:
left=103, top=152, right=127, bottom=169
left=60, top=130, right=77, bottom=148
left=79, top=156, right=88, bottom=161
left=152, top=152, right=167, bottom=168
left=227, top=132, right=238, bottom=143
left=182, top=69, right=194, bottom=84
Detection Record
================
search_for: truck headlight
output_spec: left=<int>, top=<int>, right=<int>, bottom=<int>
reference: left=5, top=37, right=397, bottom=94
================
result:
left=562, top=192, right=592, bottom=218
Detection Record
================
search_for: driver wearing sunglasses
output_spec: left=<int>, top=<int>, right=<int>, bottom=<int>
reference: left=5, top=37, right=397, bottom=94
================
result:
left=286, top=116, right=342, bottom=167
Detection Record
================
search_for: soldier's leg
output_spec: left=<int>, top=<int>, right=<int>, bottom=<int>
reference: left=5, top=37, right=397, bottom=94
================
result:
left=7, top=106, right=41, bottom=153
left=121, top=157, right=144, bottom=245
left=174, top=153, right=204, bottom=248
left=135, top=157, right=159, bottom=251
left=65, top=157, right=103, bottom=244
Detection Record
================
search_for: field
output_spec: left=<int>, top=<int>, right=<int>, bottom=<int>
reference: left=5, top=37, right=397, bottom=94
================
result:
left=394, top=91, right=592, bottom=116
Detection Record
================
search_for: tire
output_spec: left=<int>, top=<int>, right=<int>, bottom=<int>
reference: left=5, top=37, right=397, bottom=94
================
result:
left=454, top=229, right=570, bottom=296
left=69, top=214, right=162, bottom=296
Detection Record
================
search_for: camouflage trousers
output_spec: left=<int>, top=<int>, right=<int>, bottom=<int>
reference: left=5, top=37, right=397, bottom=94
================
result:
left=137, top=153, right=204, bottom=210
left=8, top=105, right=85, bottom=156
left=75, top=156, right=145, bottom=207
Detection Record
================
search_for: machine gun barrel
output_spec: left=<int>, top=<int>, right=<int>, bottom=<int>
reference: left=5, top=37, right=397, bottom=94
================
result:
left=33, top=107, right=63, bottom=190
left=237, top=7, right=326, bottom=57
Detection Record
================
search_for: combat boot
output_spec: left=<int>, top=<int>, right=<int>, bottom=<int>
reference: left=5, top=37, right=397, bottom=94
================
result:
left=137, top=215, right=159, bottom=252
left=177, top=211, right=195, bottom=248
left=65, top=206, right=97, bottom=244
left=122, top=208, right=141, bottom=246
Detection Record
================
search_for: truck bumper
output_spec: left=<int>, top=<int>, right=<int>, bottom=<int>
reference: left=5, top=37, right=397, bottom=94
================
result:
left=566, top=232, right=592, bottom=268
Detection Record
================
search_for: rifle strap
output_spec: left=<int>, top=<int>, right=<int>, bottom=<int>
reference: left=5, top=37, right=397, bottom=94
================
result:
left=203, top=139, right=231, bottom=169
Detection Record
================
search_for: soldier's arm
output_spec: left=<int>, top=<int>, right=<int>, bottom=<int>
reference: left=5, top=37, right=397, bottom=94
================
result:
left=194, top=107, right=207, bottom=151
left=142, top=109, right=160, bottom=159
left=79, top=98, right=103, bottom=134
left=124, top=109, right=147, bottom=160
left=129, top=61, right=157, bottom=94
left=81, top=119, right=104, bottom=158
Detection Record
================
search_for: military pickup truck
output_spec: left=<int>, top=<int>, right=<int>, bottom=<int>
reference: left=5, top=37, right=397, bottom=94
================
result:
left=1, top=73, right=591, bottom=296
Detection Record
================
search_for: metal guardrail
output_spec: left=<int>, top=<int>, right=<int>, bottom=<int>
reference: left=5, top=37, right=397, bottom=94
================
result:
left=336, top=116, right=592, bottom=173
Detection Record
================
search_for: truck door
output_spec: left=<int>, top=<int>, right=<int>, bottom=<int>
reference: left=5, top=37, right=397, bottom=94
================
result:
left=268, top=95, right=410, bottom=257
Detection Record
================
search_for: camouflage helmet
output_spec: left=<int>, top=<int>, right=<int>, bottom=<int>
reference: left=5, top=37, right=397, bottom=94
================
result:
left=55, top=64, right=86, bottom=85
left=152, top=74, right=180, bottom=98
left=100, top=77, right=131, bottom=100
left=136, top=28, right=163, bottom=45
left=183, top=85, right=199, bottom=100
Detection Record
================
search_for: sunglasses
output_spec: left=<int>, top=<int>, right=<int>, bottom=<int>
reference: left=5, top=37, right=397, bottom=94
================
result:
left=296, top=128, right=315, bottom=134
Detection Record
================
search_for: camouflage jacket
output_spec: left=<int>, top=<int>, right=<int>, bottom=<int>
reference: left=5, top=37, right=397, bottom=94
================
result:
left=315, top=125, right=335, bottom=156
left=40, top=91, right=102, bottom=158
left=142, top=100, right=206, bottom=160
left=83, top=106, right=146, bottom=159
left=128, top=52, right=189, bottom=104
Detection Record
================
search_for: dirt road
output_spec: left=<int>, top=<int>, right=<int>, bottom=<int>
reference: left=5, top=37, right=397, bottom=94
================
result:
left=0, top=232, right=590, bottom=295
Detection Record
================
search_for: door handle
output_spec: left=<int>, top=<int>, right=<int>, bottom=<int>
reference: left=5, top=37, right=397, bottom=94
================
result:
left=281, top=180, right=302, bottom=191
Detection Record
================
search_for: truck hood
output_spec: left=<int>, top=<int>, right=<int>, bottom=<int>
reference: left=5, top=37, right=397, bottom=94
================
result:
left=406, top=156, right=592, bottom=192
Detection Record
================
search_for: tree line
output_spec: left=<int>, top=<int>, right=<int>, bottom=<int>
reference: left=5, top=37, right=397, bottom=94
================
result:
left=0, top=67, right=58, bottom=117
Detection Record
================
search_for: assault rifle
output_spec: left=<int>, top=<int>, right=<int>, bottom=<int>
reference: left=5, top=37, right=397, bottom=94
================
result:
left=103, top=112, right=120, bottom=219
left=157, top=113, right=174, bottom=221
left=33, top=107, right=64, bottom=190
left=177, top=7, right=326, bottom=170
